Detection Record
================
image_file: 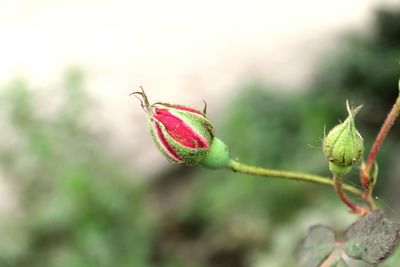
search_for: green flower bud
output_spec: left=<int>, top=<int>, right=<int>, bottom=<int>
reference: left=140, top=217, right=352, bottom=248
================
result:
left=323, top=101, right=364, bottom=175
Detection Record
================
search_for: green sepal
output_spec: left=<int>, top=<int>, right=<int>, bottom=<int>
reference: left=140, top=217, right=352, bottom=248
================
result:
left=329, top=162, right=352, bottom=176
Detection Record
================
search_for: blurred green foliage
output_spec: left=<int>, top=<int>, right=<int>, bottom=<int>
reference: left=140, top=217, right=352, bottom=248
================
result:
left=0, top=6, right=400, bottom=267
left=0, top=70, right=153, bottom=267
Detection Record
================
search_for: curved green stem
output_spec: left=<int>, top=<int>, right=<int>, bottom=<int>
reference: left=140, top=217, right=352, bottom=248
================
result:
left=228, top=159, right=363, bottom=198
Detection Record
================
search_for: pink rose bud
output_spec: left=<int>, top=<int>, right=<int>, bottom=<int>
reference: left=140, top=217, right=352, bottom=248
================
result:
left=132, top=88, right=214, bottom=165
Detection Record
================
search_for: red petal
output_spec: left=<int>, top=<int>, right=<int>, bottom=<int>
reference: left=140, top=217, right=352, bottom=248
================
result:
left=153, top=121, right=183, bottom=162
left=154, top=108, right=209, bottom=148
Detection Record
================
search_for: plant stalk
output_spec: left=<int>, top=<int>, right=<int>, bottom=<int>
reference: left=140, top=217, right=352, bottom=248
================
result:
left=360, top=87, right=400, bottom=206
left=228, top=159, right=363, bottom=198
left=333, top=174, right=368, bottom=215
left=366, top=94, right=400, bottom=170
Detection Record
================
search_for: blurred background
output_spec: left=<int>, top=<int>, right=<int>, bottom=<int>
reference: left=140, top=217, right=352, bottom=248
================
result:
left=1, top=1, right=400, bottom=266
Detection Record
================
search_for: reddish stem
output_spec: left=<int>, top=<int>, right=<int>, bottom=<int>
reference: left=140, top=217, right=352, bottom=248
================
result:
left=333, top=174, right=368, bottom=216
left=366, top=96, right=400, bottom=169
left=360, top=91, right=400, bottom=208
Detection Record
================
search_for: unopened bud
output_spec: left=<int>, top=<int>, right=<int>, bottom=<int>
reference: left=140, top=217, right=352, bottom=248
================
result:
left=132, top=88, right=229, bottom=168
left=323, top=101, right=364, bottom=175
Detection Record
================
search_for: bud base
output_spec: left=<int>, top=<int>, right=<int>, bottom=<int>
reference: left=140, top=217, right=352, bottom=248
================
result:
left=201, top=137, right=230, bottom=169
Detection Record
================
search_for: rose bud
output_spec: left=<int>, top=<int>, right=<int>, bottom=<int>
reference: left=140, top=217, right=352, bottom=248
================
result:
left=322, top=101, right=364, bottom=175
left=132, top=88, right=230, bottom=168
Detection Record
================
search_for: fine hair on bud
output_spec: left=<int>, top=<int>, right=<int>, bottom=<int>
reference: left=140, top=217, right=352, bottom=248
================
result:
left=132, top=88, right=230, bottom=168
left=322, top=100, right=364, bottom=175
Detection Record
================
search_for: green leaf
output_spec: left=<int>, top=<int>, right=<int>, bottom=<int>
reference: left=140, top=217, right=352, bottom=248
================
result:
left=343, top=210, right=400, bottom=264
left=297, top=225, right=336, bottom=267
